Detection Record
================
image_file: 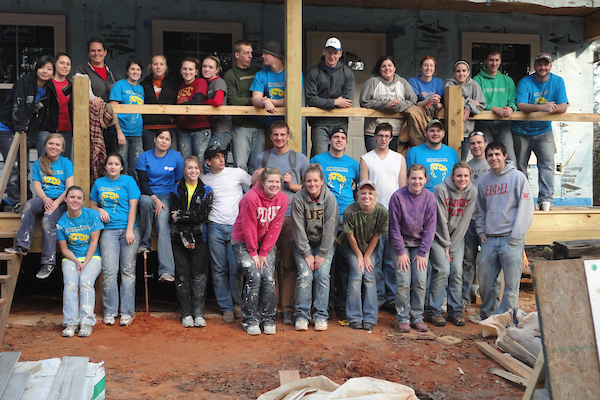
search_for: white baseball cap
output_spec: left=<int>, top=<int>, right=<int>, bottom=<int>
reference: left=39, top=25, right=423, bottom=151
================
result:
left=324, top=37, right=342, bottom=51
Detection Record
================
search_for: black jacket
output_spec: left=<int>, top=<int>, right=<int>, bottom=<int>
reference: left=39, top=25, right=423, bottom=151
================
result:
left=0, top=73, right=54, bottom=134
left=40, top=79, right=64, bottom=132
left=170, top=179, right=213, bottom=247
left=139, top=73, right=183, bottom=127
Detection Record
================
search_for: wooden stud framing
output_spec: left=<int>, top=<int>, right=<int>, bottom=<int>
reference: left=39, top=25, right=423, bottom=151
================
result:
left=285, top=0, right=303, bottom=152
left=444, top=85, right=464, bottom=155
left=72, top=75, right=91, bottom=204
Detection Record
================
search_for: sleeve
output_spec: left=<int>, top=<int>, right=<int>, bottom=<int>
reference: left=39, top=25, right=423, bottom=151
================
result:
left=359, top=78, right=388, bottom=110
left=388, top=193, right=406, bottom=256
left=290, top=195, right=311, bottom=258
left=508, top=176, right=534, bottom=245
left=418, top=194, right=437, bottom=257
left=239, top=169, right=252, bottom=187
left=32, top=161, right=42, bottom=183
left=475, top=181, right=487, bottom=237
left=91, top=209, right=105, bottom=232
left=11, top=77, right=29, bottom=132
left=318, top=195, right=340, bottom=258
left=224, top=70, right=251, bottom=106
left=448, top=187, right=477, bottom=257
left=553, top=76, right=569, bottom=104
left=258, top=195, right=289, bottom=257
left=74, top=71, right=98, bottom=102
left=342, top=67, right=355, bottom=103
left=204, top=90, right=225, bottom=107
left=392, top=79, right=418, bottom=112
left=64, top=158, right=74, bottom=178
left=405, top=148, right=415, bottom=170
left=90, top=180, right=100, bottom=203
left=375, top=206, right=389, bottom=236
left=507, top=77, right=517, bottom=110
left=239, top=195, right=260, bottom=257
left=174, top=153, right=184, bottom=182
left=464, top=81, right=485, bottom=114
left=434, top=186, right=451, bottom=249
left=305, top=67, right=334, bottom=110
left=56, top=221, right=66, bottom=241
left=342, top=207, right=355, bottom=235
left=126, top=176, right=141, bottom=199
left=516, top=77, right=530, bottom=106
left=408, top=77, right=420, bottom=98
left=176, top=187, right=213, bottom=224
left=109, top=81, right=122, bottom=102
left=249, top=70, right=265, bottom=94
left=137, top=170, right=154, bottom=196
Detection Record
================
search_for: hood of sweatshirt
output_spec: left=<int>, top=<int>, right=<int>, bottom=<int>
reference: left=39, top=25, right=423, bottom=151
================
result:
left=376, top=74, right=402, bottom=86
left=252, top=183, right=281, bottom=204
left=447, top=76, right=474, bottom=86
left=493, top=160, right=517, bottom=177
left=476, top=70, right=498, bottom=81
left=318, top=56, right=343, bottom=72
left=299, top=183, right=330, bottom=204
left=442, top=175, right=474, bottom=195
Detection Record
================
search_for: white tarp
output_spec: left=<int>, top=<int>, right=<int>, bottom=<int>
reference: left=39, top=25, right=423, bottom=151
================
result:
left=469, top=0, right=596, bottom=7
left=583, top=260, right=600, bottom=366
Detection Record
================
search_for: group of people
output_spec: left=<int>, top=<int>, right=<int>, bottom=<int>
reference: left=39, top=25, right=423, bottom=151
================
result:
left=0, top=35, right=566, bottom=337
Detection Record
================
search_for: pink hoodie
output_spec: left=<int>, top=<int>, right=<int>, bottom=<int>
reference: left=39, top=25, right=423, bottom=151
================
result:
left=231, top=184, right=289, bottom=257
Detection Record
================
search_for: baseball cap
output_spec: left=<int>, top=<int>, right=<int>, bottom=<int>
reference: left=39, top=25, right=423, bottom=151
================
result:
left=426, top=119, right=444, bottom=130
left=535, top=52, right=552, bottom=63
left=204, top=145, right=227, bottom=162
left=358, top=180, right=377, bottom=191
left=324, top=37, right=342, bottom=51
left=329, top=127, right=347, bottom=138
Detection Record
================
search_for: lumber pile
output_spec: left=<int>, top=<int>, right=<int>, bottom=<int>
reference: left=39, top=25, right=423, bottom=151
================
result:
left=553, top=239, right=600, bottom=259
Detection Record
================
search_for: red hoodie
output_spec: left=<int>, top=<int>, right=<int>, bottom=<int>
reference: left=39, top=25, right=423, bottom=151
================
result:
left=231, top=184, right=289, bottom=257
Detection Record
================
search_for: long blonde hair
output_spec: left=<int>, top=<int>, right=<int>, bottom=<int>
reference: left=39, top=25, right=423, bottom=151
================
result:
left=39, top=133, right=65, bottom=177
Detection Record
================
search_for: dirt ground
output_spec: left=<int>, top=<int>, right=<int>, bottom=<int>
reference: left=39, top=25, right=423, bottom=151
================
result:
left=3, top=269, right=538, bottom=400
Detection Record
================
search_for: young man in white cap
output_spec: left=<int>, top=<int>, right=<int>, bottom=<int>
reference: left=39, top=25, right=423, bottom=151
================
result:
left=512, top=52, right=568, bottom=211
left=305, top=37, right=355, bottom=157
left=251, top=40, right=286, bottom=128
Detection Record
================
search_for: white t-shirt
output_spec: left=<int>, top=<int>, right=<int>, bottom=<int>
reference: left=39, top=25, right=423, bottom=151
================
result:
left=361, top=150, right=404, bottom=209
left=201, top=167, right=252, bottom=225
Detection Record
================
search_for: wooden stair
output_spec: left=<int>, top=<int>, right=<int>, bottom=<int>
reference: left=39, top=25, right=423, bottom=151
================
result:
left=0, top=252, right=21, bottom=345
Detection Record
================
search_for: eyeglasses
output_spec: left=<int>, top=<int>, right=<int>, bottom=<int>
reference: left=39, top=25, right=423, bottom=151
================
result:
left=375, top=134, right=392, bottom=140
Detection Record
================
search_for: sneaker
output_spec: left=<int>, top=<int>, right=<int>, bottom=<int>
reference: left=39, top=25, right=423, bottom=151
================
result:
left=223, top=311, right=235, bottom=324
left=194, top=316, right=206, bottom=327
left=413, top=321, right=429, bottom=332
left=349, top=321, right=363, bottom=330
left=334, top=306, right=347, bottom=320
left=137, top=246, right=150, bottom=254
left=103, top=316, right=115, bottom=326
left=182, top=316, right=194, bottom=328
left=282, top=311, right=294, bottom=325
left=234, top=307, right=242, bottom=319
left=62, top=325, right=78, bottom=337
left=468, top=314, right=483, bottom=324
left=78, top=324, right=93, bottom=337
left=448, top=315, right=465, bottom=326
left=4, top=246, right=27, bottom=256
left=295, top=319, right=309, bottom=331
left=246, top=325, right=261, bottom=336
left=398, top=322, right=411, bottom=333
left=262, top=324, right=276, bottom=335
left=314, top=320, right=328, bottom=331
left=425, top=315, right=447, bottom=327
left=9, top=202, right=21, bottom=214
left=159, top=273, right=175, bottom=283
left=36, top=264, right=55, bottom=279
left=362, top=322, right=374, bottom=331
left=120, top=314, right=132, bottom=326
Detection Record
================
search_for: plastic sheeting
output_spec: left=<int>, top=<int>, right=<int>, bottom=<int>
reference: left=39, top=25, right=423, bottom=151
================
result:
left=468, top=0, right=596, bottom=7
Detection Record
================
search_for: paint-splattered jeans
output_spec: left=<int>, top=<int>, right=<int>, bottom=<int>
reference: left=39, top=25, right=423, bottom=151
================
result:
left=233, top=242, right=277, bottom=328
left=117, top=136, right=144, bottom=182
left=292, top=243, right=334, bottom=323
left=138, top=194, right=175, bottom=277
left=16, top=197, right=66, bottom=265
left=62, top=257, right=102, bottom=326
left=345, top=248, right=378, bottom=325
left=100, top=227, right=140, bottom=318
left=395, top=246, right=429, bottom=325
left=173, top=241, right=209, bottom=319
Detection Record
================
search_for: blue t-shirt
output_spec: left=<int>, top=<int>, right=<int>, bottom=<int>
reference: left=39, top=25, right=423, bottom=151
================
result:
left=91, top=175, right=141, bottom=230
left=310, top=152, right=359, bottom=216
left=408, top=76, right=444, bottom=102
left=135, top=150, right=183, bottom=196
left=405, top=143, right=460, bottom=192
left=57, top=207, right=104, bottom=258
left=109, top=79, right=144, bottom=137
left=250, top=66, right=285, bottom=126
left=512, top=73, right=568, bottom=136
left=32, top=155, right=74, bottom=199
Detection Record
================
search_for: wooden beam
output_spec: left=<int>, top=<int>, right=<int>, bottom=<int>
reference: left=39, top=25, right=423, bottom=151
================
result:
left=475, top=341, right=533, bottom=380
left=445, top=86, right=464, bottom=155
left=72, top=76, right=90, bottom=204
left=491, top=368, right=529, bottom=387
left=0, top=134, right=22, bottom=205
left=0, top=352, right=21, bottom=395
left=584, top=10, right=600, bottom=42
left=285, top=0, right=303, bottom=152
left=18, top=133, right=26, bottom=211
left=47, top=356, right=90, bottom=400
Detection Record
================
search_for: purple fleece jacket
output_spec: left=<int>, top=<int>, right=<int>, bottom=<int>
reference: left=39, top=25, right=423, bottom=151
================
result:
left=388, top=186, right=437, bottom=257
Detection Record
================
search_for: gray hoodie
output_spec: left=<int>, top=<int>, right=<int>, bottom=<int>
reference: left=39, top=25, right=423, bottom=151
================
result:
left=445, top=76, right=486, bottom=135
left=291, top=184, right=340, bottom=259
left=434, top=176, right=477, bottom=257
left=475, top=161, right=534, bottom=245
left=359, top=74, right=417, bottom=136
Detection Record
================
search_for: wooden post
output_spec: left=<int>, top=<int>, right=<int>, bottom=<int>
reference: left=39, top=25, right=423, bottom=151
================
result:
left=285, top=0, right=303, bottom=153
left=19, top=133, right=27, bottom=210
left=444, top=85, right=464, bottom=156
left=72, top=75, right=90, bottom=205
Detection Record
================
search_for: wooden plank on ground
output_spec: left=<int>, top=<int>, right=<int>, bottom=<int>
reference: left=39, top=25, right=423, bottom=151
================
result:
left=0, top=352, right=21, bottom=397
left=498, top=335, right=538, bottom=368
left=0, top=372, right=29, bottom=400
left=47, top=356, right=89, bottom=400
left=553, top=239, right=600, bottom=259
left=532, top=260, right=600, bottom=399
left=490, top=368, right=528, bottom=387
left=279, top=370, right=300, bottom=386
left=523, top=351, right=546, bottom=400
left=475, top=341, right=532, bottom=380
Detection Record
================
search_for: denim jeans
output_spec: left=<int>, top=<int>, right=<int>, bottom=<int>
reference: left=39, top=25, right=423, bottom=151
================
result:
left=142, top=128, right=179, bottom=152
left=209, top=130, right=233, bottom=151
left=395, top=247, right=429, bottom=324
left=138, top=194, right=175, bottom=276
left=513, top=130, right=555, bottom=204
left=375, top=234, right=396, bottom=307
left=462, top=220, right=480, bottom=306
left=100, top=227, right=140, bottom=317
left=364, top=135, right=398, bottom=153
left=16, top=198, right=66, bottom=265
left=173, top=240, right=209, bottom=318
left=309, top=125, right=347, bottom=158
left=37, top=130, right=73, bottom=161
left=426, top=238, right=465, bottom=318
left=233, top=242, right=277, bottom=328
left=293, top=243, right=334, bottom=322
left=0, top=130, right=23, bottom=204
left=232, top=126, right=265, bottom=174
left=475, top=121, right=516, bottom=163
left=62, top=257, right=102, bottom=326
left=478, top=236, right=524, bottom=319
left=332, top=242, right=350, bottom=308
left=178, top=128, right=212, bottom=166
left=117, top=136, right=143, bottom=181
left=345, top=248, right=378, bottom=325
left=207, top=222, right=242, bottom=313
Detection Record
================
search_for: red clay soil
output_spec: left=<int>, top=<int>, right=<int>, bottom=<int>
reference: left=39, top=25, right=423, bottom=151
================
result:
left=3, top=280, right=538, bottom=400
